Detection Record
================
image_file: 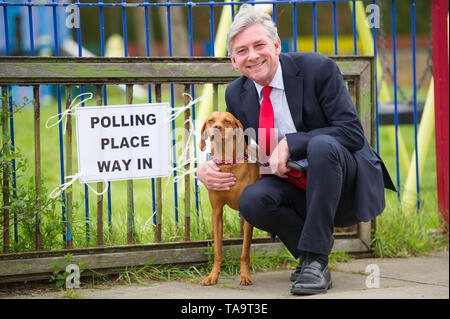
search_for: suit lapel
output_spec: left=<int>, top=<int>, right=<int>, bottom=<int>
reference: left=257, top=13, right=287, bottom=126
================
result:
left=240, top=78, right=260, bottom=139
left=280, top=54, right=304, bottom=131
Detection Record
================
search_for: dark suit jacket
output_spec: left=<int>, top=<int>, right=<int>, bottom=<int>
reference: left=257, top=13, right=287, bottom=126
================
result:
left=225, top=52, right=396, bottom=223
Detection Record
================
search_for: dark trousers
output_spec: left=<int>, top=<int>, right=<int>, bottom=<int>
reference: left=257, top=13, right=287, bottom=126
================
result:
left=239, top=135, right=360, bottom=258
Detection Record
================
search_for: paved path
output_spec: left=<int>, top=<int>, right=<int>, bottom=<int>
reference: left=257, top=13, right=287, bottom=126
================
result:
left=1, top=251, right=448, bottom=300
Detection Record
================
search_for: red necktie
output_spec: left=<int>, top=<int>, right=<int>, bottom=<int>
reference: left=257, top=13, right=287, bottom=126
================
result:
left=258, top=86, right=307, bottom=190
left=259, top=86, right=275, bottom=158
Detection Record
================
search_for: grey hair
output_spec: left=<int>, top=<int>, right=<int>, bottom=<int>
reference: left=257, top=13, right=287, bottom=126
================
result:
left=226, top=4, right=279, bottom=56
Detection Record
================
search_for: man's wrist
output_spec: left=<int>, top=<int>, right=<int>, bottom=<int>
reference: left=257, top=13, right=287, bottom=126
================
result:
left=281, top=137, right=290, bottom=156
left=285, top=132, right=308, bottom=160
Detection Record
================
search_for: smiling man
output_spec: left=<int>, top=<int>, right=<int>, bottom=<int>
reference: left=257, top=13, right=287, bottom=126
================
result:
left=196, top=4, right=395, bottom=295
left=230, top=23, right=281, bottom=87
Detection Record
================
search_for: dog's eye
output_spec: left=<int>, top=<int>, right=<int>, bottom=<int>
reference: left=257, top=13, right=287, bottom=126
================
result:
left=208, top=119, right=214, bottom=124
left=224, top=120, right=231, bottom=125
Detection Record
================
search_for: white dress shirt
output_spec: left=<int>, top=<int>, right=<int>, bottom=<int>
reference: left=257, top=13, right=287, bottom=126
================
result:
left=253, top=61, right=297, bottom=143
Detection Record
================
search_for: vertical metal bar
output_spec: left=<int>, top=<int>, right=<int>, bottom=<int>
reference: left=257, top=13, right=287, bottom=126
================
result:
left=94, top=1, right=105, bottom=246
left=65, top=86, right=73, bottom=249
left=166, top=0, right=173, bottom=57
left=4, top=0, right=17, bottom=245
left=171, top=94, right=178, bottom=227
left=99, top=0, right=105, bottom=57
left=272, top=2, right=277, bottom=26
left=96, top=85, right=104, bottom=247
left=352, top=0, right=357, bottom=55
left=166, top=1, right=179, bottom=226
left=126, top=84, right=134, bottom=245
left=209, top=0, right=215, bottom=56
left=7, top=87, right=17, bottom=245
left=98, top=0, right=111, bottom=234
left=431, top=0, right=449, bottom=225
left=52, top=0, right=66, bottom=240
left=332, top=1, right=338, bottom=55
left=410, top=0, right=420, bottom=210
left=144, top=0, right=152, bottom=97
left=78, top=112, right=89, bottom=239
left=122, top=0, right=128, bottom=57
left=184, top=85, right=191, bottom=241
left=144, top=0, right=156, bottom=227
left=391, top=0, right=401, bottom=202
left=213, top=84, right=219, bottom=112
left=292, top=3, right=297, bottom=52
left=75, top=0, right=82, bottom=57
left=231, top=0, right=235, bottom=21
left=372, top=0, right=380, bottom=154
left=151, top=180, right=156, bottom=228
left=188, top=2, right=200, bottom=224
left=74, top=0, right=90, bottom=245
left=32, top=85, right=42, bottom=251
left=107, top=176, right=112, bottom=234
left=52, top=0, right=59, bottom=57
left=144, top=0, right=151, bottom=57
left=2, top=86, right=10, bottom=253
left=4, top=96, right=16, bottom=246
left=312, top=2, right=317, bottom=52
left=191, top=82, right=199, bottom=231
left=27, top=0, right=35, bottom=56
left=187, top=1, right=194, bottom=57
left=2, top=1, right=10, bottom=57
left=155, top=84, right=163, bottom=242
left=4, top=6, right=18, bottom=244
left=83, top=123, right=90, bottom=244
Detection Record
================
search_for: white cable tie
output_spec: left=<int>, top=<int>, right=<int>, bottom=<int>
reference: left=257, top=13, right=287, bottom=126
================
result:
left=49, top=172, right=109, bottom=199
left=171, top=153, right=199, bottom=183
left=173, top=168, right=198, bottom=183
left=45, top=92, right=93, bottom=134
left=167, top=92, right=211, bottom=123
left=49, top=173, right=81, bottom=199
left=85, top=180, right=109, bottom=196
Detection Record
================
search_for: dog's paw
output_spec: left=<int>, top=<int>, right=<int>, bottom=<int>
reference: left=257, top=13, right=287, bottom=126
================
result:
left=239, top=274, right=253, bottom=286
left=202, top=274, right=219, bottom=286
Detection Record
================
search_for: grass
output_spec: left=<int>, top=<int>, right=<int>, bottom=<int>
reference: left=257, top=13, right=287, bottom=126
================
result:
left=372, top=198, right=447, bottom=258
left=82, top=245, right=299, bottom=288
left=1, top=84, right=448, bottom=260
left=78, top=246, right=351, bottom=288
left=373, top=121, right=448, bottom=257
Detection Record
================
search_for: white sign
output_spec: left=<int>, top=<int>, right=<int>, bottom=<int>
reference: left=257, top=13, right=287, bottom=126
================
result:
left=75, top=103, right=170, bottom=183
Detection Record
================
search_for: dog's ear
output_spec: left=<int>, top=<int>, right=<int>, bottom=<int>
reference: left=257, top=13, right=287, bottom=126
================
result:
left=200, top=120, right=208, bottom=151
left=234, top=118, right=248, bottom=155
left=234, top=118, right=244, bottom=130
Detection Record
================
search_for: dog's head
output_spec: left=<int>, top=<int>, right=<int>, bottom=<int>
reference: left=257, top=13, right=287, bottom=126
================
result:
left=200, top=112, right=245, bottom=152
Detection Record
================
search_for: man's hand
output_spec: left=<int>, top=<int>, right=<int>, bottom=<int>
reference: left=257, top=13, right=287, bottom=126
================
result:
left=197, top=160, right=236, bottom=191
left=268, top=138, right=291, bottom=178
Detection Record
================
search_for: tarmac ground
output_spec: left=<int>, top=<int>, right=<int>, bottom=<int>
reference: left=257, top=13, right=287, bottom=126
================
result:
left=0, top=251, right=448, bottom=300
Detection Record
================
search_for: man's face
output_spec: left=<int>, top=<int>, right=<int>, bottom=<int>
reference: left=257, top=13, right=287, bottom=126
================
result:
left=230, top=23, right=281, bottom=87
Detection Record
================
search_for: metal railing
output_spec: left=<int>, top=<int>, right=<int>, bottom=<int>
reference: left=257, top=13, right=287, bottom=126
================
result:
left=0, top=55, right=377, bottom=282
left=0, top=0, right=435, bottom=255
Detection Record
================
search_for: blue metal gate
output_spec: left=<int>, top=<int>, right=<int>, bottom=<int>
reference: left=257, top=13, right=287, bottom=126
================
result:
left=0, top=0, right=434, bottom=252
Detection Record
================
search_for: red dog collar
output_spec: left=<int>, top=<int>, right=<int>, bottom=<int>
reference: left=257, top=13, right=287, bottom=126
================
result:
left=213, top=155, right=248, bottom=166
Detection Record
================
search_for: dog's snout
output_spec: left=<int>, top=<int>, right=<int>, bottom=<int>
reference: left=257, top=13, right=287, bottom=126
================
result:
left=213, top=123, right=223, bottom=130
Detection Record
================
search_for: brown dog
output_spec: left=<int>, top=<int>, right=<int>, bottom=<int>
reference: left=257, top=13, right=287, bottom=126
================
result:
left=200, top=112, right=260, bottom=286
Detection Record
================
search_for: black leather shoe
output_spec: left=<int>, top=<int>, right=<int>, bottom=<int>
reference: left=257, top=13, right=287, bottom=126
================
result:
left=289, top=262, right=303, bottom=282
left=290, top=236, right=335, bottom=282
left=290, top=259, right=332, bottom=295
